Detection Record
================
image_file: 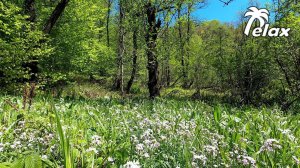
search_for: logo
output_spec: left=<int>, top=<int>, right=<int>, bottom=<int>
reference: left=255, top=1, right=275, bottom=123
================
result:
left=244, top=7, right=290, bottom=37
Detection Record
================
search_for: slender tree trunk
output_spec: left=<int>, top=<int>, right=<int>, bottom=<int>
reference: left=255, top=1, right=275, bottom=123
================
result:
left=24, top=0, right=38, bottom=82
left=145, top=3, right=160, bottom=98
left=114, top=0, right=125, bottom=95
left=177, top=5, right=187, bottom=88
left=106, top=0, right=112, bottom=47
left=24, top=0, right=36, bottom=22
left=126, top=27, right=138, bottom=94
left=186, top=3, right=192, bottom=87
left=160, top=10, right=171, bottom=88
left=23, top=0, right=37, bottom=110
left=163, top=28, right=171, bottom=87
left=43, top=0, right=69, bottom=34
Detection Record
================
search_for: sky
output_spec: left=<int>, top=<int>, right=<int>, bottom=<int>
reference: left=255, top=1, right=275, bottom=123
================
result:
left=193, top=0, right=272, bottom=24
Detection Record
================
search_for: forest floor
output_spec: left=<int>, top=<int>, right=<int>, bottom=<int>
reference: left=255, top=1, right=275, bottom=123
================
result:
left=0, top=83, right=300, bottom=167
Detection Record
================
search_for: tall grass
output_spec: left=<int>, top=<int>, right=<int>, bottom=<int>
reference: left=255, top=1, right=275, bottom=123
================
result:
left=0, top=96, right=299, bottom=167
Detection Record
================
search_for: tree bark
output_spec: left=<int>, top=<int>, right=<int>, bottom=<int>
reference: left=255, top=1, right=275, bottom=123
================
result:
left=106, top=0, right=112, bottom=47
left=186, top=3, right=192, bottom=87
left=24, top=0, right=38, bottom=82
left=145, top=2, right=160, bottom=98
left=24, top=0, right=36, bottom=22
left=43, top=0, right=69, bottom=34
left=162, top=27, right=171, bottom=87
left=177, top=4, right=188, bottom=88
left=114, top=0, right=125, bottom=94
left=23, top=0, right=37, bottom=110
left=126, top=27, right=138, bottom=94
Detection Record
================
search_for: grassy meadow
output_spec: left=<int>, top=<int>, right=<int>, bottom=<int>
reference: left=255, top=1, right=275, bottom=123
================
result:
left=0, top=85, right=299, bottom=168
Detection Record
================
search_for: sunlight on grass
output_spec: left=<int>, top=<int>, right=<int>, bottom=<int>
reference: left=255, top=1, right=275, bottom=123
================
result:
left=0, top=96, right=299, bottom=167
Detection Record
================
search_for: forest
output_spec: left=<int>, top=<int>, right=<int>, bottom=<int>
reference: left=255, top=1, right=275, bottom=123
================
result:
left=0, top=0, right=300, bottom=167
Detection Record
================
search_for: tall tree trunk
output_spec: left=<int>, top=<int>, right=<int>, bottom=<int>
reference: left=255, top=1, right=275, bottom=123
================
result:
left=145, top=3, right=160, bottom=98
left=24, top=0, right=38, bottom=82
left=186, top=3, right=192, bottom=87
left=114, top=0, right=125, bottom=94
left=162, top=28, right=171, bottom=87
left=126, top=27, right=138, bottom=94
left=160, top=10, right=171, bottom=88
left=24, top=0, right=36, bottom=22
left=43, top=0, right=69, bottom=34
left=177, top=5, right=187, bottom=88
left=106, top=0, right=112, bottom=47
left=23, top=0, right=38, bottom=110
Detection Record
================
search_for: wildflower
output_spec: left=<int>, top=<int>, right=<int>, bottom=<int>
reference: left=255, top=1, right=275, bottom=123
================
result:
left=293, top=156, right=300, bottom=165
left=259, top=139, right=282, bottom=153
left=123, top=160, right=141, bottom=168
left=20, top=132, right=27, bottom=140
left=108, top=157, right=114, bottom=162
left=130, top=135, right=138, bottom=143
left=280, top=129, right=291, bottom=135
left=135, top=143, right=144, bottom=151
left=10, top=141, right=21, bottom=149
left=91, top=135, right=102, bottom=145
left=27, top=143, right=33, bottom=148
left=41, top=155, right=48, bottom=160
left=144, top=139, right=151, bottom=145
left=18, top=121, right=25, bottom=127
left=191, top=162, right=198, bottom=168
left=204, top=145, right=219, bottom=156
left=234, top=117, right=241, bottom=123
left=237, top=155, right=256, bottom=167
left=150, top=140, right=160, bottom=149
left=193, top=154, right=207, bottom=165
left=86, top=147, right=98, bottom=154
left=143, top=153, right=150, bottom=158
left=160, top=135, right=167, bottom=140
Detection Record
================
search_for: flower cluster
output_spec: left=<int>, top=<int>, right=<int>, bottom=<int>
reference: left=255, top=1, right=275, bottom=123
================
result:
left=259, top=139, right=282, bottom=153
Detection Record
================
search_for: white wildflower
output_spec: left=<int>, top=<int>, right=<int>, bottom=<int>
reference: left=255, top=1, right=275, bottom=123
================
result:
left=238, top=155, right=256, bottom=167
left=108, top=157, right=114, bottom=162
left=136, top=143, right=144, bottom=151
left=143, top=153, right=150, bottom=158
left=293, top=156, right=300, bottom=165
left=193, top=154, right=207, bottom=165
left=18, top=121, right=25, bottom=127
left=234, top=117, right=241, bottom=123
left=259, top=139, right=282, bottom=153
left=91, top=135, right=102, bottom=145
left=123, top=160, right=140, bottom=168
left=204, top=145, right=219, bottom=156
left=86, top=147, right=98, bottom=154
left=160, top=135, right=167, bottom=140
left=280, top=129, right=291, bottom=135
left=41, top=155, right=48, bottom=160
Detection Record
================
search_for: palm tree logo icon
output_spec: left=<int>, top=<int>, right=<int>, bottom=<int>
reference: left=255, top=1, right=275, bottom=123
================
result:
left=244, top=7, right=270, bottom=36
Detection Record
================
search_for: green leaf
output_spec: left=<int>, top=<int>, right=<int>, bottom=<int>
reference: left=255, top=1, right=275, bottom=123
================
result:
left=24, top=154, right=42, bottom=168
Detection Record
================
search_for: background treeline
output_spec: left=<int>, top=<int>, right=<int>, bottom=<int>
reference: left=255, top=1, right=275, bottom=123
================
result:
left=0, top=0, right=299, bottom=111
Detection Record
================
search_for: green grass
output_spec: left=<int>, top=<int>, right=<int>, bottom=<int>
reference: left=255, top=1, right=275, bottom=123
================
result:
left=0, top=95, right=300, bottom=167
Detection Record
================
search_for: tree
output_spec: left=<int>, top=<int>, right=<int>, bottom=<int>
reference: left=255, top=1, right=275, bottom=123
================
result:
left=106, top=0, right=112, bottom=47
left=113, top=0, right=125, bottom=95
left=43, top=0, right=69, bottom=34
left=126, top=16, right=139, bottom=94
left=0, top=1, right=50, bottom=92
